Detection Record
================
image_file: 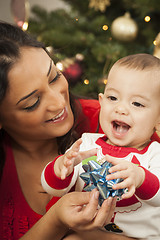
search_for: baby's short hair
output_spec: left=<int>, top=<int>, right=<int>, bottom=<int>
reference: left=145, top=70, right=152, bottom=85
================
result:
left=115, top=53, right=160, bottom=71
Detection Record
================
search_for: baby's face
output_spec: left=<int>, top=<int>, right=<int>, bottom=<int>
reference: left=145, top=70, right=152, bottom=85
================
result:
left=99, top=65, right=160, bottom=150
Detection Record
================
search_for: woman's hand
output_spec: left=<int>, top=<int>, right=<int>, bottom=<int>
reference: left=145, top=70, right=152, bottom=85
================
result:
left=54, top=189, right=116, bottom=231
left=104, top=155, right=145, bottom=199
left=20, top=189, right=115, bottom=240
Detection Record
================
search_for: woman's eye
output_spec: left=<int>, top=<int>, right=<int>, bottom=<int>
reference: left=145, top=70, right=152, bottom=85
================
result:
left=23, top=97, right=40, bottom=112
left=107, top=96, right=117, bottom=101
left=132, top=102, right=144, bottom=108
left=50, top=72, right=61, bottom=84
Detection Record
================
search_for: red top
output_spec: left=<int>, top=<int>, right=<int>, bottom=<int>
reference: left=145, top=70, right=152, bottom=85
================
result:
left=0, top=99, right=102, bottom=240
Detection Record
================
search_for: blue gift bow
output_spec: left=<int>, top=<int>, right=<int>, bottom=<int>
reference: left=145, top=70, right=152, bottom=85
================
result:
left=80, top=160, right=125, bottom=205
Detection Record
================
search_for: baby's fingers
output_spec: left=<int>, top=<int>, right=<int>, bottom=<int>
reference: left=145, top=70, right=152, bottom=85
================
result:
left=63, top=151, right=78, bottom=167
left=106, top=169, right=128, bottom=182
left=80, top=148, right=97, bottom=160
left=61, top=153, right=78, bottom=179
left=121, top=185, right=135, bottom=199
left=71, top=138, right=82, bottom=152
left=61, top=166, right=68, bottom=180
left=112, top=178, right=135, bottom=199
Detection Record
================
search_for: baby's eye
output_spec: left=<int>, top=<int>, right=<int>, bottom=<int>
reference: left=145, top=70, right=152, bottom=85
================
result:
left=107, top=96, right=117, bottom=101
left=132, top=102, right=144, bottom=108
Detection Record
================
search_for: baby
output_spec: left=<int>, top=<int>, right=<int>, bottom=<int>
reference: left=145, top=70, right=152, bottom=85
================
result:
left=41, top=54, right=160, bottom=239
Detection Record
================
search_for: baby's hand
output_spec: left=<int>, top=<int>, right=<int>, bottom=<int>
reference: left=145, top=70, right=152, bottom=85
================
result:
left=104, top=155, right=145, bottom=199
left=60, top=138, right=82, bottom=179
left=55, top=139, right=97, bottom=180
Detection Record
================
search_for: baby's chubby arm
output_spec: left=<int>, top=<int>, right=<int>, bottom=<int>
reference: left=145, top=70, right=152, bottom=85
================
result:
left=54, top=138, right=97, bottom=180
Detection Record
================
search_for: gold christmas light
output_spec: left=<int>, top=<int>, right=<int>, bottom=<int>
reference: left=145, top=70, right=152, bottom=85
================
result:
left=84, top=79, right=90, bottom=85
left=21, top=21, right=28, bottom=31
left=153, top=40, right=157, bottom=46
left=56, top=62, right=64, bottom=71
left=103, top=78, right=108, bottom=84
left=102, top=25, right=109, bottom=31
left=144, top=16, right=151, bottom=22
left=153, top=32, right=160, bottom=59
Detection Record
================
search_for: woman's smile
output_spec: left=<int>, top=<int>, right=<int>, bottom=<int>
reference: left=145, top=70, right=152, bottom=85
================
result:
left=45, top=107, right=68, bottom=123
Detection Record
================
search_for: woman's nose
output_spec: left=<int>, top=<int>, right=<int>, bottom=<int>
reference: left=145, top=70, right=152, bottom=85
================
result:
left=46, top=89, right=66, bottom=111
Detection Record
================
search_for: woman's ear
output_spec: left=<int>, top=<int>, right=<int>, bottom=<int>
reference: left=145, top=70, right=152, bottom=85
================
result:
left=98, top=93, right=104, bottom=106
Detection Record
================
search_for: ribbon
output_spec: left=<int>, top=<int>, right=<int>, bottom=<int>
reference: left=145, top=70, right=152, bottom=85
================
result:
left=80, top=160, right=125, bottom=205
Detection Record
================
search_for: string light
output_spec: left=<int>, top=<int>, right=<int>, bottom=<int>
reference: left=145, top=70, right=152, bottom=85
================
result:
left=103, top=78, right=108, bottom=84
left=17, top=21, right=28, bottom=31
left=56, top=62, right=64, bottom=71
left=153, top=40, right=157, bottom=46
left=46, top=46, right=53, bottom=53
left=22, top=22, right=28, bottom=31
left=102, top=25, right=109, bottom=31
left=144, top=16, right=151, bottom=22
left=84, top=79, right=89, bottom=85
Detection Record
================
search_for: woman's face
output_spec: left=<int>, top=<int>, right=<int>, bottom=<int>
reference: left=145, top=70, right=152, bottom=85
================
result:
left=0, top=47, right=74, bottom=142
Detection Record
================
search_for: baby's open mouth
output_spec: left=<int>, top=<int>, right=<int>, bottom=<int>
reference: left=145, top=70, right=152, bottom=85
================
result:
left=112, top=120, right=130, bottom=134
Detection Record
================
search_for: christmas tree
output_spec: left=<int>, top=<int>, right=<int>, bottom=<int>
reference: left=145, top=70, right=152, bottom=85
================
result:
left=28, top=0, right=160, bottom=99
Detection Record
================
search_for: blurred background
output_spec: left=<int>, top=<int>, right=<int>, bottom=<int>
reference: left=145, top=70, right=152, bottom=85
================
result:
left=0, top=0, right=160, bottom=98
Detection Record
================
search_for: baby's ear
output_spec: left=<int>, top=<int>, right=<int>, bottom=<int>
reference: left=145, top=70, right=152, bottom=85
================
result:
left=155, top=117, right=160, bottom=132
left=98, top=93, right=104, bottom=105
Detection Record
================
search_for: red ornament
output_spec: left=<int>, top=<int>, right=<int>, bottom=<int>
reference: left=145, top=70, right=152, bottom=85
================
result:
left=63, top=62, right=83, bottom=85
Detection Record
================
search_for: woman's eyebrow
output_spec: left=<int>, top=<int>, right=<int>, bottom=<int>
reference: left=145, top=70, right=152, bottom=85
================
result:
left=16, top=90, right=38, bottom=105
left=47, top=59, right=53, bottom=77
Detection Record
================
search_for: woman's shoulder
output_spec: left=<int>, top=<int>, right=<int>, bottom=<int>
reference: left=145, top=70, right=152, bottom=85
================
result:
left=75, top=98, right=102, bottom=135
left=77, top=98, right=100, bottom=121
left=78, top=98, right=100, bottom=112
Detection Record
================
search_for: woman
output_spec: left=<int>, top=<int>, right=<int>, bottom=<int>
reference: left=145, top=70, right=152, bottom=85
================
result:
left=0, top=21, right=138, bottom=239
